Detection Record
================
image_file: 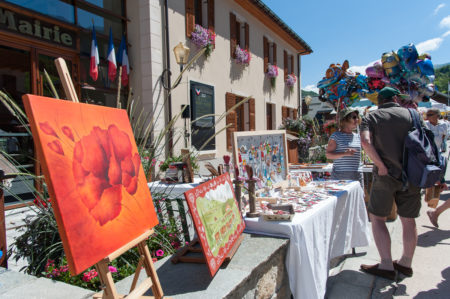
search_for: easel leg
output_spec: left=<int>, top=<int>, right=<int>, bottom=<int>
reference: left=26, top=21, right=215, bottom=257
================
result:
left=137, top=241, right=163, bottom=299
left=95, top=259, right=121, bottom=299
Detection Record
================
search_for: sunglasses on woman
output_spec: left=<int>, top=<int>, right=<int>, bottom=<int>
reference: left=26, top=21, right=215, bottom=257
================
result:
left=347, top=114, right=358, bottom=120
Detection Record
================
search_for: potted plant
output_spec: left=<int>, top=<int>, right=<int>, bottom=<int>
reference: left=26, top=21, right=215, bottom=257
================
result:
left=235, top=45, right=251, bottom=65
left=323, top=119, right=337, bottom=136
left=266, top=64, right=278, bottom=89
left=190, top=24, right=216, bottom=57
left=286, top=74, right=297, bottom=92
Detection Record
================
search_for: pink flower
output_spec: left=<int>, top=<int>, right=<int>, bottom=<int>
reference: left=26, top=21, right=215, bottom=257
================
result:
left=82, top=269, right=98, bottom=282
left=155, top=249, right=164, bottom=257
left=152, top=258, right=157, bottom=263
left=108, top=266, right=117, bottom=273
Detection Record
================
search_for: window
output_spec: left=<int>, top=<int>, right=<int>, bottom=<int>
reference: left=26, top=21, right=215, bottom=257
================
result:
left=5, top=0, right=75, bottom=23
left=225, top=93, right=255, bottom=151
left=229, top=12, right=249, bottom=58
left=266, top=103, right=275, bottom=130
left=190, top=81, right=215, bottom=151
left=263, top=36, right=277, bottom=73
left=185, top=0, right=215, bottom=37
left=284, top=51, right=295, bottom=81
left=282, top=106, right=298, bottom=123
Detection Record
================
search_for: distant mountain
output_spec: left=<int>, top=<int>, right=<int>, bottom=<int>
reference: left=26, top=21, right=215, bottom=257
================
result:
left=435, top=64, right=450, bottom=93
left=434, top=62, right=450, bottom=69
left=301, top=90, right=318, bottom=98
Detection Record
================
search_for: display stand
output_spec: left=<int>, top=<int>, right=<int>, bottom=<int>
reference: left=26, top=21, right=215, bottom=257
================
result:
left=54, top=57, right=166, bottom=298
left=93, top=230, right=164, bottom=299
left=171, top=234, right=244, bottom=264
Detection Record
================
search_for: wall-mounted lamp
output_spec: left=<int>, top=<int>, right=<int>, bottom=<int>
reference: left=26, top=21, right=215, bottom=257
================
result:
left=304, top=95, right=312, bottom=106
left=173, top=42, right=190, bottom=72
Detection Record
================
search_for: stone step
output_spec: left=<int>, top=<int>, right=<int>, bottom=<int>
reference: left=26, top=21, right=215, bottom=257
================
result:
left=0, top=268, right=94, bottom=299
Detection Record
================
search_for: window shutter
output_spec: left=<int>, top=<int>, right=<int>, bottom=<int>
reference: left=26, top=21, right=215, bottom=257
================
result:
left=263, top=36, right=268, bottom=72
left=249, top=98, right=255, bottom=131
left=290, top=55, right=294, bottom=75
left=273, top=42, right=277, bottom=65
left=207, top=0, right=214, bottom=32
left=226, top=92, right=237, bottom=151
left=185, top=0, right=195, bottom=38
left=294, top=108, right=299, bottom=120
left=284, top=50, right=288, bottom=81
left=230, top=13, right=237, bottom=59
left=244, top=23, right=249, bottom=51
left=282, top=106, right=288, bottom=123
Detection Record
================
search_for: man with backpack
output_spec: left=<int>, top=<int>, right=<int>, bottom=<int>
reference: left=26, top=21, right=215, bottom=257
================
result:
left=359, top=87, right=419, bottom=280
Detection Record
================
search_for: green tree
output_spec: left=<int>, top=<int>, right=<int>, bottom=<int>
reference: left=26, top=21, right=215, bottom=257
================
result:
left=435, top=64, right=450, bottom=94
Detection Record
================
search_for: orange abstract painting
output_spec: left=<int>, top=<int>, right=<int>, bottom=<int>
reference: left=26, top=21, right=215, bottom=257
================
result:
left=22, top=95, right=159, bottom=275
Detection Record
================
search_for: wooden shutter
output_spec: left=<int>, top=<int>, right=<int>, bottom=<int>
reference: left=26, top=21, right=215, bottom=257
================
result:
left=230, top=13, right=237, bottom=58
left=263, top=36, right=268, bottom=72
left=186, top=0, right=195, bottom=37
left=226, top=92, right=237, bottom=151
left=207, top=0, right=214, bottom=32
left=290, top=55, right=294, bottom=75
left=244, top=23, right=249, bottom=51
left=294, top=108, right=299, bottom=120
left=282, top=106, right=288, bottom=123
left=273, top=42, right=277, bottom=65
left=284, top=50, right=288, bottom=81
left=249, top=98, right=255, bottom=131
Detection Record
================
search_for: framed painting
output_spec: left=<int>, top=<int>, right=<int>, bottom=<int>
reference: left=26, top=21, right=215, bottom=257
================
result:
left=184, top=173, right=245, bottom=276
left=233, top=130, right=288, bottom=188
left=22, top=95, right=159, bottom=275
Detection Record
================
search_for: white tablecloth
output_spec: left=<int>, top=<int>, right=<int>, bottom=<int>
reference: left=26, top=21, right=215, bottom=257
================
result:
left=289, top=164, right=373, bottom=173
left=148, top=178, right=203, bottom=199
left=244, top=181, right=370, bottom=299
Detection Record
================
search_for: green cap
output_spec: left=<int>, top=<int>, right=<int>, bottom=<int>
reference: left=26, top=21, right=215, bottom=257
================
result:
left=378, top=87, right=409, bottom=100
left=339, top=107, right=359, bottom=122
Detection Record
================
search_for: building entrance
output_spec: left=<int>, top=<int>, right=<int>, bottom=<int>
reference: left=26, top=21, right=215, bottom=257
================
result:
left=0, top=39, right=77, bottom=207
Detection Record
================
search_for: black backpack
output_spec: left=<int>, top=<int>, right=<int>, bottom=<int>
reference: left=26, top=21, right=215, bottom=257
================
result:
left=402, top=108, right=447, bottom=189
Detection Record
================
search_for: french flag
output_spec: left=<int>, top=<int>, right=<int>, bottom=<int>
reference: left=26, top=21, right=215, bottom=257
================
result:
left=107, top=28, right=117, bottom=82
left=117, top=35, right=130, bottom=86
left=89, top=25, right=99, bottom=81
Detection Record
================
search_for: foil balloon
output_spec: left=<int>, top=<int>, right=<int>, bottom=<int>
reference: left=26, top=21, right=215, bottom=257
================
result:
left=397, top=43, right=418, bottom=72
left=365, top=62, right=385, bottom=79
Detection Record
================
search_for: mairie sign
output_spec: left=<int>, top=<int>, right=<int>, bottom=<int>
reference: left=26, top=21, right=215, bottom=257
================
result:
left=0, top=6, right=76, bottom=49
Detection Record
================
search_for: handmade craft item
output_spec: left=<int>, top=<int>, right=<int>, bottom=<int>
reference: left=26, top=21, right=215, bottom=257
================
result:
left=183, top=173, right=245, bottom=276
left=22, top=94, right=159, bottom=275
left=233, top=130, right=288, bottom=189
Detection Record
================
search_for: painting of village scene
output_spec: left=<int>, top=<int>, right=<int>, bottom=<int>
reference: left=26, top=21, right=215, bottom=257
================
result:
left=184, top=174, right=244, bottom=276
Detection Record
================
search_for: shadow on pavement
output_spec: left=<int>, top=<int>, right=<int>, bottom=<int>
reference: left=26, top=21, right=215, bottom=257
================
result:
left=325, top=269, right=398, bottom=298
left=413, top=267, right=450, bottom=298
left=417, top=228, right=450, bottom=248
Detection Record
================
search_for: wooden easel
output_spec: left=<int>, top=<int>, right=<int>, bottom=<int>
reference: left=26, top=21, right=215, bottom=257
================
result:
left=93, top=230, right=164, bottom=299
left=54, top=58, right=166, bottom=298
left=171, top=234, right=244, bottom=264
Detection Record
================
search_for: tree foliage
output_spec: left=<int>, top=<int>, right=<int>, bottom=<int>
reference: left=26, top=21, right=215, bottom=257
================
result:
left=435, top=63, right=450, bottom=94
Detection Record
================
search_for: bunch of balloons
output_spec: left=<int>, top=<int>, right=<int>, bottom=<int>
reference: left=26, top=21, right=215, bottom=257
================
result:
left=317, top=43, right=435, bottom=109
left=317, top=60, right=369, bottom=110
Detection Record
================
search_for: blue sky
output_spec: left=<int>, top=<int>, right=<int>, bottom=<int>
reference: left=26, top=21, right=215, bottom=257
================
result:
left=262, top=0, right=450, bottom=93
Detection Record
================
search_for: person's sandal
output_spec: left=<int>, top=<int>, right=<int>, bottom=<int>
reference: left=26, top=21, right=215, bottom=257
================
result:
left=360, top=263, right=397, bottom=280
left=393, top=261, right=413, bottom=277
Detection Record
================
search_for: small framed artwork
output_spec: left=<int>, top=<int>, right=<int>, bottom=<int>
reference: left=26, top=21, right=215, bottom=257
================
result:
left=233, top=130, right=288, bottom=188
left=184, top=173, right=245, bottom=276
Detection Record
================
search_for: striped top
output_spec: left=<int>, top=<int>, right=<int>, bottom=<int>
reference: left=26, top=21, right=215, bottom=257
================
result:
left=330, top=131, right=362, bottom=172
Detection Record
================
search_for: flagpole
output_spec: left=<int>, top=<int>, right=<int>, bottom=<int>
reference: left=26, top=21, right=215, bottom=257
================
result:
left=116, top=65, right=123, bottom=109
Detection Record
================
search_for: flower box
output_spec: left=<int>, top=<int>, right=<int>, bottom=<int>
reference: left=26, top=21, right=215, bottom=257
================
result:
left=190, top=24, right=216, bottom=57
left=235, top=45, right=251, bottom=65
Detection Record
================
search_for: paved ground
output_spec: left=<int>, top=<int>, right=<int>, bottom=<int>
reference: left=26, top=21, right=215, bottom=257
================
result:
left=326, top=150, right=450, bottom=298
